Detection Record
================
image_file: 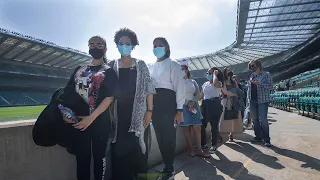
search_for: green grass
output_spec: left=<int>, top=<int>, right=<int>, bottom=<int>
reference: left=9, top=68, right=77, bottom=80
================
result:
left=0, top=105, right=46, bottom=122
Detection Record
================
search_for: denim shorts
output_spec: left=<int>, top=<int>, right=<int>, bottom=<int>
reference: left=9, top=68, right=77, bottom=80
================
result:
left=180, top=103, right=202, bottom=126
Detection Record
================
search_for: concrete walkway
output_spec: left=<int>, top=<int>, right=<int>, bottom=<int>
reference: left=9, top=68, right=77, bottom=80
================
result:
left=150, top=108, right=320, bottom=180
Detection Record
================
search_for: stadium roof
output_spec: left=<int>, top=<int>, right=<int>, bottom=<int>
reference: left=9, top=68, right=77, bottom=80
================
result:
left=0, top=28, right=91, bottom=70
left=177, top=0, right=320, bottom=71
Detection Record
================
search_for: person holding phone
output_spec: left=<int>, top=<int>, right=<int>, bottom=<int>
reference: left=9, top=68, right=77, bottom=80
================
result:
left=247, top=60, right=273, bottom=147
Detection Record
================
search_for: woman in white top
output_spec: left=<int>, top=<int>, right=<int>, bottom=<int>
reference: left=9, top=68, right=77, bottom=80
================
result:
left=148, top=37, right=185, bottom=180
left=179, top=64, right=210, bottom=158
left=200, top=67, right=233, bottom=154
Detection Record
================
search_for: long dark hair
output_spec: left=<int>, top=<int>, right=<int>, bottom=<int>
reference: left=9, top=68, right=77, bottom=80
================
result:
left=223, top=67, right=236, bottom=86
left=210, top=67, right=224, bottom=86
left=153, top=37, right=170, bottom=59
left=181, top=65, right=191, bottom=78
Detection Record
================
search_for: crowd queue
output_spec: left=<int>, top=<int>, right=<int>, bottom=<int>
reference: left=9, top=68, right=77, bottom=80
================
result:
left=43, top=27, right=273, bottom=180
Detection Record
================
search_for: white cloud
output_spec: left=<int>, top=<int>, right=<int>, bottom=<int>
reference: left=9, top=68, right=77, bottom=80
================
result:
left=1, top=0, right=238, bottom=64
left=135, top=0, right=219, bottom=29
left=82, top=0, right=237, bottom=62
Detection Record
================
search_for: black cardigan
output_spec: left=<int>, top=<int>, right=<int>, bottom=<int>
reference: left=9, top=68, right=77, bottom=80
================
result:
left=32, top=85, right=89, bottom=154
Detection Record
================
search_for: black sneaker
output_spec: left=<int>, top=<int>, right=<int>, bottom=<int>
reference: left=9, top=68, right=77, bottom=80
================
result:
left=264, top=142, right=272, bottom=147
left=251, top=137, right=263, bottom=143
left=157, top=169, right=175, bottom=180
left=209, top=146, right=217, bottom=154
left=201, top=145, right=209, bottom=151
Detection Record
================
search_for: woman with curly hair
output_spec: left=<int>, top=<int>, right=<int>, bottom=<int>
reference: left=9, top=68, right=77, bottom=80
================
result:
left=109, top=27, right=156, bottom=180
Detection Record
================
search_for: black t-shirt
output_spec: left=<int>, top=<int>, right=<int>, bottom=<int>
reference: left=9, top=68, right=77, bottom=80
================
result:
left=68, top=64, right=118, bottom=114
left=251, top=83, right=258, bottom=101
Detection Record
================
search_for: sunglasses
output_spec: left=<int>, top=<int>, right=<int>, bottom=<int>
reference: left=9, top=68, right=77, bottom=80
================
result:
left=88, top=44, right=105, bottom=49
left=118, top=42, right=131, bottom=46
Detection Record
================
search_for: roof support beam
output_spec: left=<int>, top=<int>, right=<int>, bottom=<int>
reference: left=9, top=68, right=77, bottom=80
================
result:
left=58, top=56, right=83, bottom=68
left=247, top=16, right=320, bottom=25
left=235, top=0, right=251, bottom=46
left=42, top=52, right=68, bottom=65
left=0, top=39, right=22, bottom=57
left=247, top=27, right=318, bottom=35
left=204, top=56, right=215, bottom=68
left=33, top=50, right=58, bottom=64
left=229, top=49, right=264, bottom=60
left=215, top=54, right=232, bottom=66
left=248, top=9, right=320, bottom=19
left=11, top=43, right=35, bottom=61
left=243, top=41, right=299, bottom=46
left=246, top=33, right=314, bottom=38
left=249, top=0, right=320, bottom=11
left=246, top=22, right=319, bottom=30
left=245, top=38, right=307, bottom=41
left=220, top=52, right=248, bottom=63
left=196, top=57, right=206, bottom=70
left=208, top=56, right=224, bottom=67
left=206, top=56, right=219, bottom=67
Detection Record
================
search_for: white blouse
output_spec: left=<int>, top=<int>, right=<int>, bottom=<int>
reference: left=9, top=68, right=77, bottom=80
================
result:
left=202, top=81, right=221, bottom=100
left=184, top=79, right=195, bottom=101
left=148, top=58, right=186, bottom=109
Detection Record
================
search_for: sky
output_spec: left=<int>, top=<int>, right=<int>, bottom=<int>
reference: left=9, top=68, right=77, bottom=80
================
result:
left=0, top=0, right=238, bottom=63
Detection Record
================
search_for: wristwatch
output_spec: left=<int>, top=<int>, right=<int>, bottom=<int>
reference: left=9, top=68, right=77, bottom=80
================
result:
left=177, top=109, right=183, bottom=112
left=147, top=109, right=153, bottom=113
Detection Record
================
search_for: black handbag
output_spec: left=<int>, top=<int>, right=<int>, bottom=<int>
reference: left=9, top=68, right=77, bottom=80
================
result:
left=224, top=107, right=238, bottom=120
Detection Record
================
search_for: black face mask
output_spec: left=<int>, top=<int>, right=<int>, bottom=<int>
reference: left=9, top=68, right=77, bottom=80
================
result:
left=89, top=48, right=105, bottom=59
left=228, top=72, right=234, bottom=77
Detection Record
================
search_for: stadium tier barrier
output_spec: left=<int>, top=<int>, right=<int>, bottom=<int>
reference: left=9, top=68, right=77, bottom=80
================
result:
left=270, top=88, right=320, bottom=118
left=0, top=120, right=212, bottom=180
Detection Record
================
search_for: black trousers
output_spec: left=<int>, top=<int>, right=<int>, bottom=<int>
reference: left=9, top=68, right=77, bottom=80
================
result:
left=112, top=126, right=150, bottom=180
left=73, top=117, right=110, bottom=180
left=152, top=88, right=177, bottom=171
left=201, top=98, right=223, bottom=147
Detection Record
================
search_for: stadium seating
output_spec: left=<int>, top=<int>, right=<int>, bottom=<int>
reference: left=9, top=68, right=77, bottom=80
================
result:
left=0, top=62, right=72, bottom=78
left=0, top=90, right=53, bottom=106
left=271, top=88, right=320, bottom=118
left=24, top=91, right=52, bottom=104
left=0, top=75, right=67, bottom=89
left=0, top=98, right=8, bottom=106
left=0, top=62, right=69, bottom=107
left=0, top=91, right=37, bottom=106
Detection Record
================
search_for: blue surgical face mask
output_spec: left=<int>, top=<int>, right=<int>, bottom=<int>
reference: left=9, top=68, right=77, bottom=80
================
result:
left=118, top=45, right=132, bottom=56
left=206, top=74, right=213, bottom=81
left=181, top=70, right=186, bottom=77
left=153, top=47, right=166, bottom=59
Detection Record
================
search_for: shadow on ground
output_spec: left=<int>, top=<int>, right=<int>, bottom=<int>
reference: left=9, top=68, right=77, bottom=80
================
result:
left=176, top=151, right=265, bottom=180
left=225, top=142, right=285, bottom=170
left=270, top=146, right=320, bottom=171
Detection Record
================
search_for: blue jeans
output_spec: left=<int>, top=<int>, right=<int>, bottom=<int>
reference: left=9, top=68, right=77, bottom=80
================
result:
left=250, top=101, right=270, bottom=143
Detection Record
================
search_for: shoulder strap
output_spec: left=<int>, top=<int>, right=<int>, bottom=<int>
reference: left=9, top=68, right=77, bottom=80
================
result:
left=108, top=60, right=116, bottom=68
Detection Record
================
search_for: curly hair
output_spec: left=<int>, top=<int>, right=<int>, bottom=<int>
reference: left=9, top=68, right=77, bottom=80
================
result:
left=114, top=27, right=139, bottom=47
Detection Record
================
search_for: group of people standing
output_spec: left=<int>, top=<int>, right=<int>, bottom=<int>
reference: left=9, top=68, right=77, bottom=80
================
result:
left=62, top=27, right=273, bottom=180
